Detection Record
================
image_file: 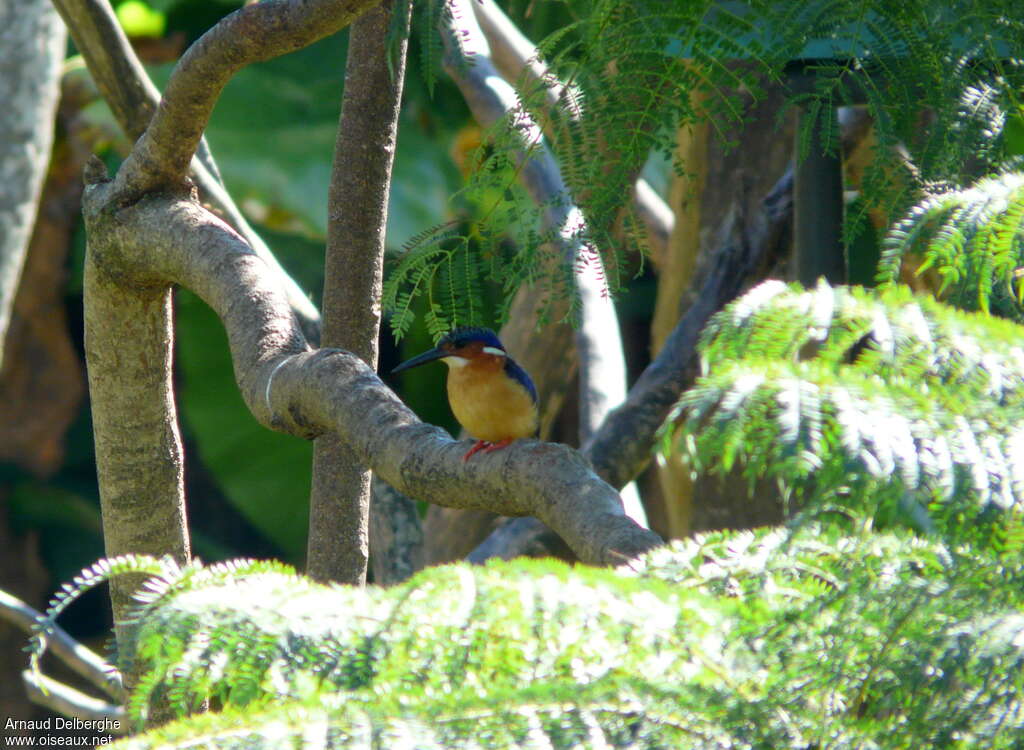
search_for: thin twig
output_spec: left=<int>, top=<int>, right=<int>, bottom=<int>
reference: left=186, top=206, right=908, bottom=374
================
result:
left=0, top=588, right=124, bottom=700
left=22, top=672, right=126, bottom=731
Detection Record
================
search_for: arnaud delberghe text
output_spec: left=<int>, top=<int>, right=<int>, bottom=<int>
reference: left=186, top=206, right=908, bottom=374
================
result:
left=5, top=717, right=122, bottom=733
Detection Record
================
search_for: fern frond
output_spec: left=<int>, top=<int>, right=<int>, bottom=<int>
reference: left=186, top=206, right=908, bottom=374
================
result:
left=389, top=0, right=1024, bottom=335
left=90, top=525, right=1024, bottom=748
left=666, top=281, right=1024, bottom=539
left=414, top=0, right=450, bottom=97
left=102, top=558, right=725, bottom=729
left=29, top=554, right=181, bottom=678
left=383, top=222, right=464, bottom=337
left=880, top=170, right=1024, bottom=320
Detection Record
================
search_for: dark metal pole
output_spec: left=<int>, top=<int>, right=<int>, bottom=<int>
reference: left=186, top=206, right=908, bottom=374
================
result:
left=793, top=106, right=846, bottom=285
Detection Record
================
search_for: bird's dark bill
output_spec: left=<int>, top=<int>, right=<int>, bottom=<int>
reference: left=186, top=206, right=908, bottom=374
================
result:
left=391, top=347, right=448, bottom=374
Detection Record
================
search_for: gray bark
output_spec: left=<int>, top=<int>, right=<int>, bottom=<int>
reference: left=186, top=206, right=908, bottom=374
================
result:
left=0, top=0, right=65, bottom=368
left=308, top=0, right=410, bottom=585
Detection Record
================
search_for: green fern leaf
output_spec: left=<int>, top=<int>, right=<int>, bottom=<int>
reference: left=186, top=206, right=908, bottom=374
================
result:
left=665, top=281, right=1024, bottom=540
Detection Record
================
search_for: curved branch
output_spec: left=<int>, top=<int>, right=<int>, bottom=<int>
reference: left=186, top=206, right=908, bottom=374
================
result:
left=585, top=108, right=873, bottom=490
left=23, top=672, right=125, bottom=729
left=0, top=589, right=123, bottom=700
left=584, top=170, right=794, bottom=490
left=52, top=0, right=321, bottom=340
left=81, top=170, right=661, bottom=567
left=114, top=0, right=380, bottom=198
left=50, top=0, right=219, bottom=193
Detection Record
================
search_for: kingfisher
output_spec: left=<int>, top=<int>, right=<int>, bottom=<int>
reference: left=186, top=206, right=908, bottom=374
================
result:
left=392, top=327, right=539, bottom=460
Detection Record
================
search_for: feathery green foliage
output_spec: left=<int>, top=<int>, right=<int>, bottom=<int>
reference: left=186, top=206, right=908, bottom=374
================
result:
left=630, top=526, right=1024, bottom=748
left=385, top=0, right=414, bottom=83
left=879, top=169, right=1024, bottom=319
left=34, top=523, right=1024, bottom=748
left=387, top=0, right=1024, bottom=336
left=662, top=280, right=1024, bottom=544
left=414, top=0, right=451, bottom=97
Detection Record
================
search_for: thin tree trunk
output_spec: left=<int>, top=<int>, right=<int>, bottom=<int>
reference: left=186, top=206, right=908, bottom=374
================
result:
left=0, top=74, right=88, bottom=476
left=84, top=234, right=189, bottom=693
left=308, top=0, right=411, bottom=585
left=647, top=116, right=708, bottom=538
left=0, top=0, right=65, bottom=368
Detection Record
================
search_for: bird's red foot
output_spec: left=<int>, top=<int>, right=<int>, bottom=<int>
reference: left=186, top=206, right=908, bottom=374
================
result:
left=462, top=439, right=513, bottom=461
left=462, top=440, right=490, bottom=461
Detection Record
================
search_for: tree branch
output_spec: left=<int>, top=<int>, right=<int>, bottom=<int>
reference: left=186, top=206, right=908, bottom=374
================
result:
left=51, top=0, right=321, bottom=341
left=585, top=107, right=873, bottom=491
left=81, top=163, right=661, bottom=568
left=466, top=517, right=572, bottom=565
left=308, top=0, right=411, bottom=585
left=583, top=169, right=794, bottom=490
left=369, top=476, right=423, bottom=585
left=48, top=0, right=156, bottom=140
left=0, top=588, right=123, bottom=701
left=0, top=0, right=64, bottom=368
left=112, top=0, right=380, bottom=199
left=22, top=672, right=125, bottom=730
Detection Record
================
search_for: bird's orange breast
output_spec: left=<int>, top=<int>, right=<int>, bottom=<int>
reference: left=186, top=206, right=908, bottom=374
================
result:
left=446, top=361, right=538, bottom=443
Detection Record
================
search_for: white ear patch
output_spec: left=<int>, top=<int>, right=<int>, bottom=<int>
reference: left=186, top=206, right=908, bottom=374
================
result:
left=443, top=356, right=470, bottom=368
left=482, top=346, right=506, bottom=356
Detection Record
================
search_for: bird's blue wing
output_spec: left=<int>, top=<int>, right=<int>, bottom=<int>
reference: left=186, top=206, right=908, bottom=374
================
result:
left=504, top=358, right=538, bottom=404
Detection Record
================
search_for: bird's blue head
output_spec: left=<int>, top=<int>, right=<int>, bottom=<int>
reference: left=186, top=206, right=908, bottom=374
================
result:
left=391, top=327, right=507, bottom=374
left=438, top=327, right=505, bottom=354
